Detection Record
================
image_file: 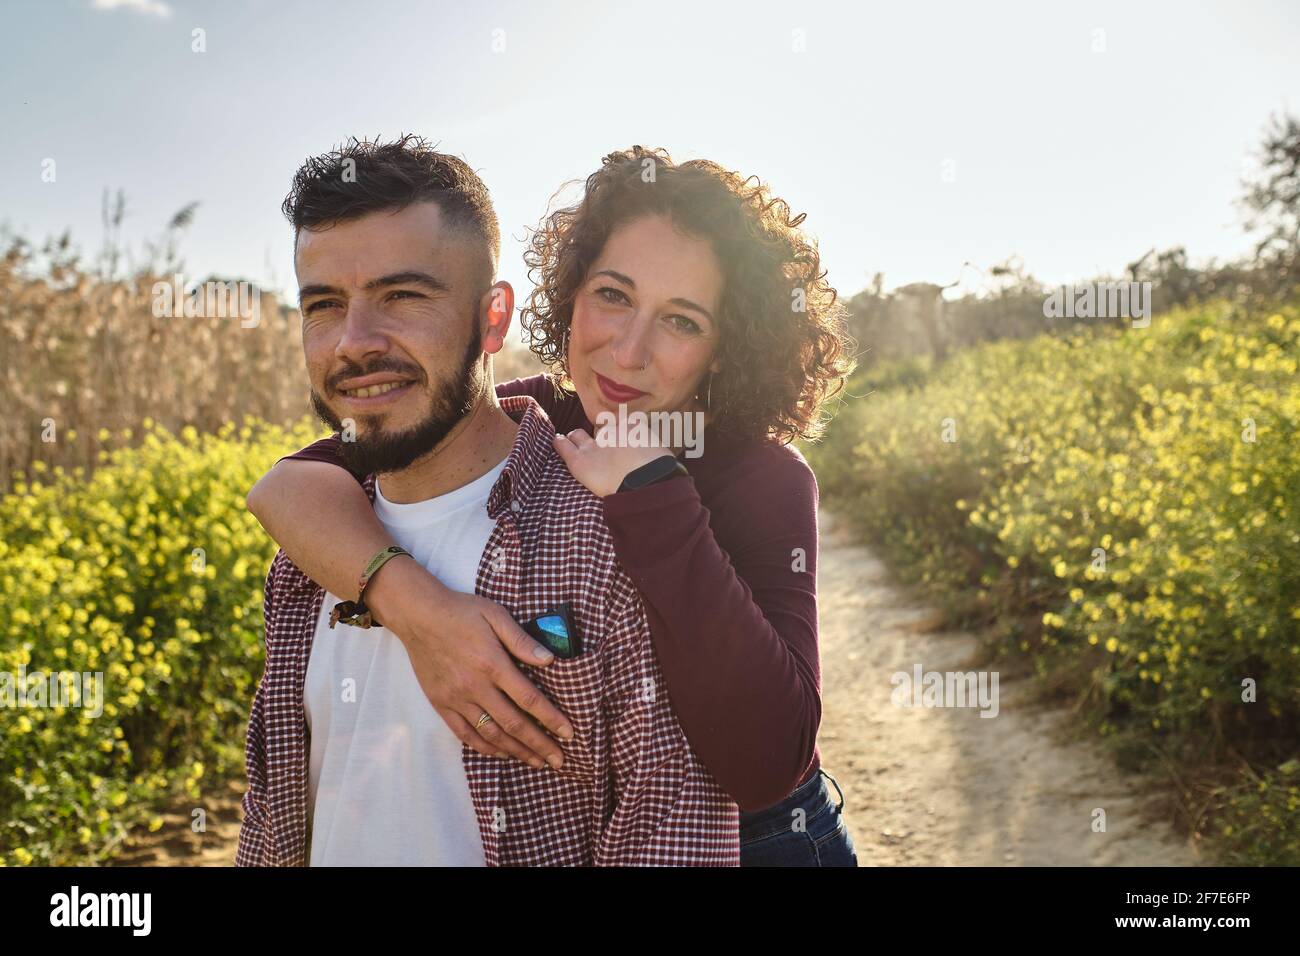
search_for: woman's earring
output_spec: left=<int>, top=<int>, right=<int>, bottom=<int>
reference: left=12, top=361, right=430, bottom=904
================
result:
left=706, top=372, right=713, bottom=413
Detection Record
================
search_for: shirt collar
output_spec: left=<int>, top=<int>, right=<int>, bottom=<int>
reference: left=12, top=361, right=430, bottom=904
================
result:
left=485, top=394, right=559, bottom=521
left=353, top=394, right=557, bottom=521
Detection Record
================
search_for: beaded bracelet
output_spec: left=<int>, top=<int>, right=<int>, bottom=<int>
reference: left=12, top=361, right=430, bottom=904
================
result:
left=328, top=545, right=411, bottom=629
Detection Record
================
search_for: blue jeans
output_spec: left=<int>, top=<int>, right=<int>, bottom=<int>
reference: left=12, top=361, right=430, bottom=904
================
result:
left=738, top=768, right=858, bottom=867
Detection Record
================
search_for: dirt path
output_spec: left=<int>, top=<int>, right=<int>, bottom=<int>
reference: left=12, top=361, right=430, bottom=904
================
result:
left=815, top=508, right=1201, bottom=866
left=117, top=506, right=1202, bottom=866
left=109, top=780, right=242, bottom=867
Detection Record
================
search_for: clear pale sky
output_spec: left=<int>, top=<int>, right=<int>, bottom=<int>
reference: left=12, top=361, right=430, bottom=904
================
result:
left=2, top=0, right=1297, bottom=323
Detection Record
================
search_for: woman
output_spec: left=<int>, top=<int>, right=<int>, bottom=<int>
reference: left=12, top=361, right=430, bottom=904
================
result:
left=248, top=146, right=858, bottom=866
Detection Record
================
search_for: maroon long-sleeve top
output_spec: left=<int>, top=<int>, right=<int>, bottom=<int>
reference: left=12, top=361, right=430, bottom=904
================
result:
left=283, top=374, right=822, bottom=811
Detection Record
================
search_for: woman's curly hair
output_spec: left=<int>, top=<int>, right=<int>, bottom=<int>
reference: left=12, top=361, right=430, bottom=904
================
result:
left=520, top=146, right=857, bottom=444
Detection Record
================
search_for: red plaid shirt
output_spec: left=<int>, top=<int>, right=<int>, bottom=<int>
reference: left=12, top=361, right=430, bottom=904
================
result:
left=236, top=395, right=739, bottom=866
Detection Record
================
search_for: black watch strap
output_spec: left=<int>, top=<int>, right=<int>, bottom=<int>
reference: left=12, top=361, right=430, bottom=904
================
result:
left=617, top=454, right=689, bottom=493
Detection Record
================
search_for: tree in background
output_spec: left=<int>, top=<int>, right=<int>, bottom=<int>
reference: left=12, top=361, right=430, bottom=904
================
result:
left=1241, top=111, right=1300, bottom=297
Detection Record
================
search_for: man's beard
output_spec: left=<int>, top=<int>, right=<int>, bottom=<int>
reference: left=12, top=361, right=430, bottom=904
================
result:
left=310, top=327, right=483, bottom=476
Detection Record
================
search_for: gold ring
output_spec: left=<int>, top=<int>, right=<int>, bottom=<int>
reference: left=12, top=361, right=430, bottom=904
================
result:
left=475, top=712, right=493, bottom=730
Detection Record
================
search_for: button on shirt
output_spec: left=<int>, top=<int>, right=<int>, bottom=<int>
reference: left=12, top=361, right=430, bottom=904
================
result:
left=236, top=395, right=740, bottom=866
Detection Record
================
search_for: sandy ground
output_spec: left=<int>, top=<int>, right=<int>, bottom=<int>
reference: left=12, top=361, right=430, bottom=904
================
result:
left=109, top=779, right=242, bottom=867
left=815, top=508, right=1201, bottom=866
left=115, top=506, right=1202, bottom=867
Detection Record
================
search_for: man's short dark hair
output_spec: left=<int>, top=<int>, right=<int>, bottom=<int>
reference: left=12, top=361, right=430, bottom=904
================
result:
left=282, top=134, right=501, bottom=271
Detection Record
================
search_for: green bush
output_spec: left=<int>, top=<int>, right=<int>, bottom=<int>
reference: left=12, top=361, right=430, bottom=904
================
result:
left=0, top=417, right=322, bottom=865
left=805, top=299, right=1300, bottom=864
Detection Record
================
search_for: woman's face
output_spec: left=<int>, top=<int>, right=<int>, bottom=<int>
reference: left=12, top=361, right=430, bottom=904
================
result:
left=567, top=214, right=724, bottom=426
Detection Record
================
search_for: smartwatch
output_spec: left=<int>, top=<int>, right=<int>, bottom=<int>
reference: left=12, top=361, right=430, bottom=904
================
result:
left=617, top=454, right=689, bottom=493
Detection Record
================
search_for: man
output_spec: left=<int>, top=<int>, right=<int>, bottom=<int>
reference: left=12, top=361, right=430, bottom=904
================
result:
left=235, top=135, right=738, bottom=866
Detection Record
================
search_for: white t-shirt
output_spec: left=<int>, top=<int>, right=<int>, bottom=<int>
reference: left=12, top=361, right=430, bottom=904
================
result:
left=303, top=457, right=508, bottom=866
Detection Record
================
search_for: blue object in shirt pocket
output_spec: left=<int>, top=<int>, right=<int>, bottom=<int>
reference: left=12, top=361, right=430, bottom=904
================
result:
left=519, top=602, right=582, bottom=659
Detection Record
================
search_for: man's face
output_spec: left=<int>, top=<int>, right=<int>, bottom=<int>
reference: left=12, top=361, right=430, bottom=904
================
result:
left=295, top=201, right=490, bottom=474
